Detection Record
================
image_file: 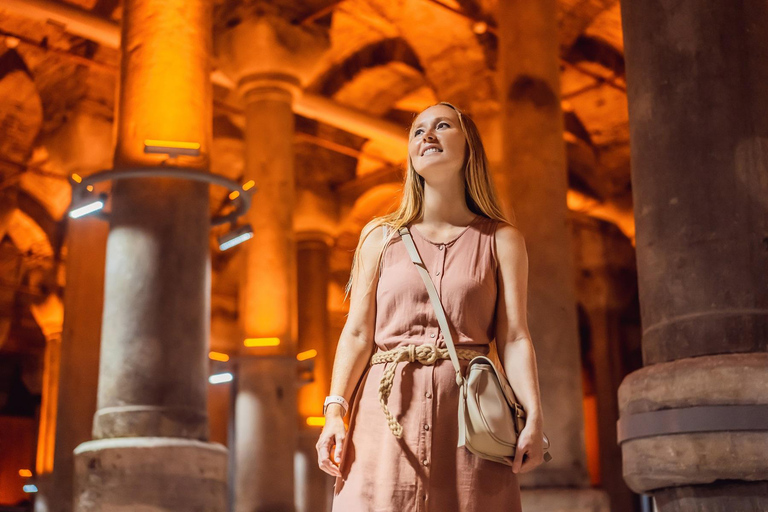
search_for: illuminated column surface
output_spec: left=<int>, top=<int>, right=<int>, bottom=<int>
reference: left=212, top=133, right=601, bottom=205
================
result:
left=72, top=0, right=227, bottom=510
left=496, top=1, right=609, bottom=511
left=215, top=14, right=329, bottom=512
left=30, top=295, right=64, bottom=477
left=295, top=219, right=335, bottom=512
left=618, top=1, right=768, bottom=510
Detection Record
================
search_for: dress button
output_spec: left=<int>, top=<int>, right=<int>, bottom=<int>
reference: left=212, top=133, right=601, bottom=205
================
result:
left=438, top=245, right=444, bottom=251
left=423, top=424, right=430, bottom=431
left=425, top=391, right=432, bottom=399
left=430, top=333, right=436, bottom=338
left=422, top=459, right=429, bottom=466
left=435, top=271, right=441, bottom=276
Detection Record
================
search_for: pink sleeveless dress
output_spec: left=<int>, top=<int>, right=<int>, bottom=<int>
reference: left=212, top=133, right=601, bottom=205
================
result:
left=331, top=215, right=523, bottom=512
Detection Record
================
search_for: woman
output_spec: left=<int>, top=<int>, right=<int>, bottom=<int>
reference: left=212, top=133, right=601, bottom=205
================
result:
left=316, top=102, right=546, bottom=511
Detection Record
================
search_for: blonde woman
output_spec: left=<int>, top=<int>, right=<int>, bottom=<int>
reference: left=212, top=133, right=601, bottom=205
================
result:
left=316, top=102, right=546, bottom=511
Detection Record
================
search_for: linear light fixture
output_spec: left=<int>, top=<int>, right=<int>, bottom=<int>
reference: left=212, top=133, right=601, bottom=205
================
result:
left=208, top=372, right=234, bottom=385
left=68, top=193, right=107, bottom=219
left=218, top=224, right=253, bottom=251
left=306, top=417, right=325, bottom=427
left=143, top=139, right=201, bottom=157
left=244, top=337, right=280, bottom=348
left=208, top=351, right=230, bottom=362
left=297, top=349, right=317, bottom=361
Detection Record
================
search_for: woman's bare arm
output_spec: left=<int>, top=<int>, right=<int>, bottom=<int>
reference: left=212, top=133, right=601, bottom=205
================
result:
left=325, top=221, right=383, bottom=412
left=494, top=224, right=545, bottom=472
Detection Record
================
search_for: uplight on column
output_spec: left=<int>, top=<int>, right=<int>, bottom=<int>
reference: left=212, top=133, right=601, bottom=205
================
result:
left=68, top=193, right=107, bottom=219
left=244, top=337, right=280, bottom=347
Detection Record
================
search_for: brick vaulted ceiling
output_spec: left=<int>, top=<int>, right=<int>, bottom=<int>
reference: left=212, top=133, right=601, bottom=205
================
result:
left=0, top=0, right=630, bottom=353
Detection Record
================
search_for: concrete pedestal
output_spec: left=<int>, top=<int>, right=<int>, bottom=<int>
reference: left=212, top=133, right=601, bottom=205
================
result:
left=74, top=438, right=228, bottom=511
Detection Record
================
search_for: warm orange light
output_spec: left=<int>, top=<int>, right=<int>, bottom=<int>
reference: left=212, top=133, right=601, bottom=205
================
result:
left=242, top=180, right=255, bottom=191
left=306, top=417, right=325, bottom=427
left=297, top=349, right=317, bottom=361
left=86, top=185, right=94, bottom=192
left=472, top=21, right=488, bottom=34
left=244, top=337, right=280, bottom=347
left=229, top=190, right=240, bottom=200
left=208, top=351, right=230, bottom=362
left=144, top=139, right=201, bottom=151
left=71, top=173, right=83, bottom=183
left=19, top=469, right=32, bottom=478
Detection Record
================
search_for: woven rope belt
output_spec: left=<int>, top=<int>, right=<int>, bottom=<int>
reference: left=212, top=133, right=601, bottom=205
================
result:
left=370, top=343, right=484, bottom=438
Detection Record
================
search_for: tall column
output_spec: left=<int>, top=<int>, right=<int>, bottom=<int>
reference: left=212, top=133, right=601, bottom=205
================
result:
left=497, top=1, right=609, bottom=510
left=41, top=216, right=106, bottom=512
left=30, top=294, right=64, bottom=477
left=216, top=15, right=328, bottom=511
left=73, top=0, right=228, bottom=510
left=295, top=234, right=333, bottom=512
left=573, top=219, right=638, bottom=512
left=294, top=186, right=337, bottom=512
left=618, top=1, right=768, bottom=510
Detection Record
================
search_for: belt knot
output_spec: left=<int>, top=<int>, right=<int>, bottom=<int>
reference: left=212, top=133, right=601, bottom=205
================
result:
left=370, top=343, right=483, bottom=438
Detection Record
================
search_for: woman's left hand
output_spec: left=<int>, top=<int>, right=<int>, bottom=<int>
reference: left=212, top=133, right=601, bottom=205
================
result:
left=511, top=423, right=545, bottom=474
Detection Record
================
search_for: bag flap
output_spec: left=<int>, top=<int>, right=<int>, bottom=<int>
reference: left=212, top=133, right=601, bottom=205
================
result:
left=466, top=356, right=525, bottom=419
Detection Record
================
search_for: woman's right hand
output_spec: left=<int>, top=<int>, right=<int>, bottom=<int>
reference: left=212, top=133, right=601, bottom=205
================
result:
left=316, top=411, right=347, bottom=478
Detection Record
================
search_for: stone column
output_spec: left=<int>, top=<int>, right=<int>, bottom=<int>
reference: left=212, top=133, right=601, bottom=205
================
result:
left=215, top=15, right=328, bottom=511
left=38, top=216, right=107, bottom=512
left=618, top=1, right=768, bottom=510
left=572, top=220, right=639, bottom=512
left=497, top=1, right=608, bottom=510
left=295, top=188, right=336, bottom=512
left=73, top=0, right=228, bottom=510
left=30, top=294, right=64, bottom=476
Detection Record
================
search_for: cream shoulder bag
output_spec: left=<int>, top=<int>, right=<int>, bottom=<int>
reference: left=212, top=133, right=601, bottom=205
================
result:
left=398, top=226, right=552, bottom=466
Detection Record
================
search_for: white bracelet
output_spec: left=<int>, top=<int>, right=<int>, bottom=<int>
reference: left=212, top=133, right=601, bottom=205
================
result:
left=324, top=395, right=349, bottom=416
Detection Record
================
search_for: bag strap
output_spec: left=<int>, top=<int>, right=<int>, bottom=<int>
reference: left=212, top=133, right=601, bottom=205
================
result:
left=398, top=226, right=464, bottom=385
left=400, top=225, right=553, bottom=462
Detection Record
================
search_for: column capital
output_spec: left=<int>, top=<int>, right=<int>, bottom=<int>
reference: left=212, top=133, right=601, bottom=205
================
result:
left=30, top=294, right=64, bottom=341
left=215, top=14, right=329, bottom=103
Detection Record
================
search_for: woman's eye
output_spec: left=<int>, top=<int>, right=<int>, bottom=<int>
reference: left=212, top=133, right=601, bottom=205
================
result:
left=414, top=129, right=423, bottom=135
left=438, top=122, right=449, bottom=128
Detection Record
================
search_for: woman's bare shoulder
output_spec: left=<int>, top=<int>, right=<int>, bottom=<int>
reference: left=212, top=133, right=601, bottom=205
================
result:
left=494, top=221, right=527, bottom=258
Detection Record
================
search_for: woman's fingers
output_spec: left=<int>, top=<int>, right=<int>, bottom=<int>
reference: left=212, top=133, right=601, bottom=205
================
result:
left=518, top=452, right=544, bottom=473
left=316, top=432, right=344, bottom=477
left=333, top=434, right=345, bottom=465
left=511, top=444, right=526, bottom=473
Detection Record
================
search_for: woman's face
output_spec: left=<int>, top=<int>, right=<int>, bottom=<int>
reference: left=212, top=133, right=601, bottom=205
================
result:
left=408, top=105, right=466, bottom=182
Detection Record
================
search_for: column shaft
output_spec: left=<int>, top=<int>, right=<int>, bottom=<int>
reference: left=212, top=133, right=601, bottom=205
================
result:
left=74, top=0, right=227, bottom=509
left=235, top=86, right=298, bottom=512
left=47, top=218, right=106, bottom=512
left=497, top=0, right=592, bottom=492
left=618, top=0, right=768, bottom=508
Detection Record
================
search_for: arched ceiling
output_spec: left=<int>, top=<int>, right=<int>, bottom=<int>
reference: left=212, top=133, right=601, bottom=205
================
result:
left=0, top=0, right=633, bottom=312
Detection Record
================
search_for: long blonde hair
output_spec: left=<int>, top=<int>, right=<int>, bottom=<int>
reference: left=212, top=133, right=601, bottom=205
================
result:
left=344, top=102, right=514, bottom=301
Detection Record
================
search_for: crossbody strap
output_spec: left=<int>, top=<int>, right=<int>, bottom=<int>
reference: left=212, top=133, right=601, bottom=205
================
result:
left=398, top=226, right=464, bottom=385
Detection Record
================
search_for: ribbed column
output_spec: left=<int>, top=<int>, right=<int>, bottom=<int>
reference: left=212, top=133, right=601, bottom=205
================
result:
left=73, top=0, right=227, bottom=510
left=496, top=1, right=608, bottom=510
left=618, top=1, right=768, bottom=510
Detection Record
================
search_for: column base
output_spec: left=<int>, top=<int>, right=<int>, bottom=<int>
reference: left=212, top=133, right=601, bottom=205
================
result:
left=74, top=437, right=228, bottom=511
left=654, top=480, right=768, bottom=512
left=521, top=487, right=610, bottom=512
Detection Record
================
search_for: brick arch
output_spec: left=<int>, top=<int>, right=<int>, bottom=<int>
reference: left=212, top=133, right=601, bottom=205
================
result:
left=309, top=37, right=424, bottom=97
